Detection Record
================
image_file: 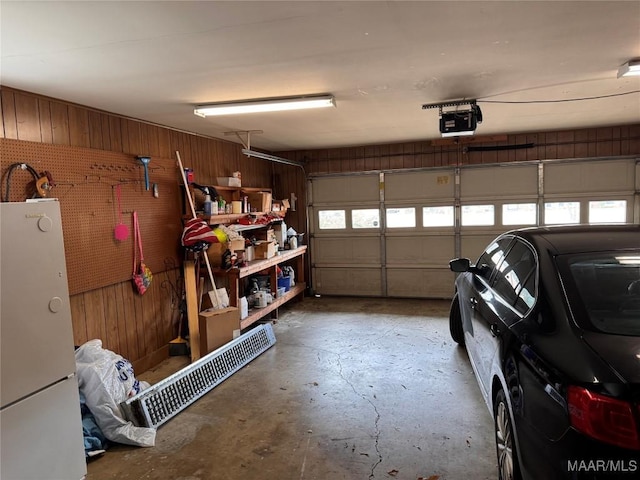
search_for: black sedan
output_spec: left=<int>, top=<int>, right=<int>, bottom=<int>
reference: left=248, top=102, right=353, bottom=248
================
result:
left=449, top=225, right=640, bottom=480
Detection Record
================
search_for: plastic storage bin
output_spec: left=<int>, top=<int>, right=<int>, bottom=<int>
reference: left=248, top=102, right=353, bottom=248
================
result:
left=277, top=276, right=291, bottom=292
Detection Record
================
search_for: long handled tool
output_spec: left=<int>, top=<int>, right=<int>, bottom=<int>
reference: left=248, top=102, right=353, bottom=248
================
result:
left=176, top=151, right=222, bottom=309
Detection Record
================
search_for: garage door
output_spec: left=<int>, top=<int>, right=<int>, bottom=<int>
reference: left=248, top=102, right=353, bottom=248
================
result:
left=309, top=157, right=639, bottom=299
left=309, top=174, right=383, bottom=296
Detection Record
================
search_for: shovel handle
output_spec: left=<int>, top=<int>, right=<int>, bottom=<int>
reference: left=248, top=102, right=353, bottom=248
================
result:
left=176, top=150, right=221, bottom=309
left=176, top=151, right=197, bottom=218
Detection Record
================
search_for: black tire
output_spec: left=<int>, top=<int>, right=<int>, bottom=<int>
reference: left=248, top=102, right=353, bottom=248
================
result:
left=494, top=389, right=521, bottom=480
left=449, top=294, right=465, bottom=345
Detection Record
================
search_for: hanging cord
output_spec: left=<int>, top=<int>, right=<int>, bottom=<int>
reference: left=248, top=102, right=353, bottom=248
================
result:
left=1, top=163, right=40, bottom=202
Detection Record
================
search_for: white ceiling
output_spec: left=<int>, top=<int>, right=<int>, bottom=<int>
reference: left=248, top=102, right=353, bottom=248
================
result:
left=1, top=1, right=639, bottom=151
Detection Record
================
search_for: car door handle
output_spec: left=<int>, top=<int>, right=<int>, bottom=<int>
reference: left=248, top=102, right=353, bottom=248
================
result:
left=490, top=323, right=501, bottom=337
left=470, top=297, right=478, bottom=309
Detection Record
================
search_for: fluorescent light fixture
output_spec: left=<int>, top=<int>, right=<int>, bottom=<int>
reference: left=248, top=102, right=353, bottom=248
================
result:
left=617, top=59, right=640, bottom=78
left=195, top=95, right=335, bottom=117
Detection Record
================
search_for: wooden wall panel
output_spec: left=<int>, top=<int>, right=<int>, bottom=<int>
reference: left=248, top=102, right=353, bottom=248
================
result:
left=38, top=99, right=54, bottom=144
left=88, top=110, right=104, bottom=149
left=281, top=124, right=640, bottom=176
left=68, top=105, right=90, bottom=147
left=14, top=91, right=41, bottom=142
left=2, top=89, right=18, bottom=139
left=50, top=101, right=71, bottom=145
left=0, top=86, right=294, bottom=373
left=108, top=116, right=123, bottom=152
left=69, top=295, right=88, bottom=346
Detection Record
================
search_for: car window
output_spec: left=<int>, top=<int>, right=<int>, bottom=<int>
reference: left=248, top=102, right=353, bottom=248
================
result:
left=514, top=272, right=536, bottom=314
left=561, top=250, right=640, bottom=336
left=492, top=239, right=537, bottom=314
left=476, top=237, right=513, bottom=279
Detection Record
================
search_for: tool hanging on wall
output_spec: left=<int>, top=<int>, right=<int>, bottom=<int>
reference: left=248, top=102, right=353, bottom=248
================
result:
left=176, top=151, right=222, bottom=310
left=137, top=156, right=151, bottom=191
left=2, top=163, right=55, bottom=202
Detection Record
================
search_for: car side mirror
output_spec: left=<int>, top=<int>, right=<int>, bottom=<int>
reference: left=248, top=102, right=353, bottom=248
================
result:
left=449, top=258, right=471, bottom=272
left=450, top=258, right=490, bottom=276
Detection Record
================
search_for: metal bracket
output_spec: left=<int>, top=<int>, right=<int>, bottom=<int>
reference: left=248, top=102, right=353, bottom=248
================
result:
left=223, top=130, right=263, bottom=150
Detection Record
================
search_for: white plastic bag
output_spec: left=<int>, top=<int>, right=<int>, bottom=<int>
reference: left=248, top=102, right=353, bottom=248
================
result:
left=75, top=340, right=156, bottom=447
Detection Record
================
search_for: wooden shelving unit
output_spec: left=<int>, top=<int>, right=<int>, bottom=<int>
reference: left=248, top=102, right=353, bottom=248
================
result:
left=241, top=282, right=306, bottom=330
left=213, top=246, right=307, bottom=330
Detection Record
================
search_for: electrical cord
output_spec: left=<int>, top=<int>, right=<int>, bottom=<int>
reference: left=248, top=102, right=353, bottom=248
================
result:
left=2, top=163, right=40, bottom=202
left=479, top=90, right=640, bottom=104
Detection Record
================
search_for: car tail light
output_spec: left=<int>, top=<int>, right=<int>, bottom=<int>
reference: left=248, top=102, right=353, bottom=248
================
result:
left=567, top=386, right=640, bottom=450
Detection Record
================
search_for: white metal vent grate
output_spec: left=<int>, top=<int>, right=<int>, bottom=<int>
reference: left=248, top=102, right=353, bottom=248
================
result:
left=122, top=323, right=276, bottom=428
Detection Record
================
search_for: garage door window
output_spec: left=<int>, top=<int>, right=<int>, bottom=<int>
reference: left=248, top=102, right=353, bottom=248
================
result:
left=386, top=208, right=416, bottom=228
left=422, top=206, right=454, bottom=227
left=545, top=202, right=580, bottom=225
left=503, top=203, right=536, bottom=226
left=318, top=210, right=346, bottom=229
left=461, top=205, right=494, bottom=226
left=352, top=209, right=380, bottom=229
left=589, top=200, right=626, bottom=224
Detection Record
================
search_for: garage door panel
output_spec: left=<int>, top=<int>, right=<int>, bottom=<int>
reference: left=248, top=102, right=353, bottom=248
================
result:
left=312, top=175, right=379, bottom=204
left=314, top=268, right=382, bottom=296
left=386, top=235, right=454, bottom=266
left=545, top=160, right=635, bottom=194
left=461, top=165, right=537, bottom=198
left=312, top=237, right=380, bottom=264
left=385, top=170, right=454, bottom=201
left=386, top=268, right=454, bottom=298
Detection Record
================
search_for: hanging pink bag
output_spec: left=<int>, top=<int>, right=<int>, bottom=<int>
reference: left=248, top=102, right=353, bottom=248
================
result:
left=132, top=211, right=152, bottom=295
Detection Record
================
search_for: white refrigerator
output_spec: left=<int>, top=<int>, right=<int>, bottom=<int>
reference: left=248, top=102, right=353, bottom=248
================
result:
left=0, top=200, right=86, bottom=480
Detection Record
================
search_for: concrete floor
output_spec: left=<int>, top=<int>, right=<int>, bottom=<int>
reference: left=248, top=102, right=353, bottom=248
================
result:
left=86, top=297, right=497, bottom=480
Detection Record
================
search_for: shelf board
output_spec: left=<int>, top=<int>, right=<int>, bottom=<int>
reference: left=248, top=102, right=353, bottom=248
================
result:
left=231, top=224, right=270, bottom=232
left=207, top=212, right=267, bottom=224
left=221, top=246, right=307, bottom=279
left=240, top=282, right=306, bottom=330
left=211, top=185, right=272, bottom=193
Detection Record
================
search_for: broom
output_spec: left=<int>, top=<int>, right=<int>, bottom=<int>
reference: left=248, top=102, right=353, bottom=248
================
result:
left=176, top=150, right=222, bottom=310
left=168, top=294, right=189, bottom=356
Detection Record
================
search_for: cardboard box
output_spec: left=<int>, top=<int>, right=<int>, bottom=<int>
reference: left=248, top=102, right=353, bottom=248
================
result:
left=247, top=192, right=272, bottom=213
left=199, top=307, right=240, bottom=354
left=217, top=177, right=241, bottom=187
left=254, top=240, right=276, bottom=259
left=206, top=239, right=245, bottom=266
left=227, top=238, right=246, bottom=252
left=254, top=228, right=275, bottom=242
left=206, top=242, right=225, bottom=267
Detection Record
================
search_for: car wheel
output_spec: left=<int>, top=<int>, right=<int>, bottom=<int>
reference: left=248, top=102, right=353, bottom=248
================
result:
left=449, top=294, right=465, bottom=345
left=494, top=389, right=521, bottom=480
